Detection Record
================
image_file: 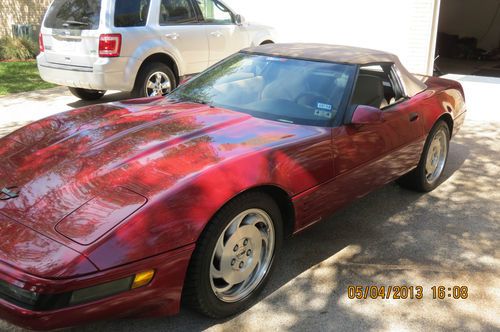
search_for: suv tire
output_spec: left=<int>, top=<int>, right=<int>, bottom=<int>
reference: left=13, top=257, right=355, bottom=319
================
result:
left=132, top=62, right=176, bottom=98
left=68, top=88, right=106, bottom=101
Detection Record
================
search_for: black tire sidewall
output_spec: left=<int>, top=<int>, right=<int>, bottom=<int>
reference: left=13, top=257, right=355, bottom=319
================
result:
left=188, top=192, right=283, bottom=318
left=132, top=62, right=176, bottom=98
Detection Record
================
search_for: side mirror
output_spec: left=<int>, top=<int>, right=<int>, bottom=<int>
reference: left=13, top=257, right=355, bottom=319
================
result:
left=234, top=14, right=245, bottom=25
left=350, top=105, right=383, bottom=125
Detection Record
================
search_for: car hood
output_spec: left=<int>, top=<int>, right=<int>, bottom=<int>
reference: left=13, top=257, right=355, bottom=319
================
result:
left=0, top=213, right=97, bottom=278
left=0, top=97, right=322, bottom=246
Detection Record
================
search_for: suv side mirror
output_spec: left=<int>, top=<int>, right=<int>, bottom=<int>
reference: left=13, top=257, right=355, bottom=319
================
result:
left=234, top=14, right=245, bottom=25
left=350, top=105, right=383, bottom=125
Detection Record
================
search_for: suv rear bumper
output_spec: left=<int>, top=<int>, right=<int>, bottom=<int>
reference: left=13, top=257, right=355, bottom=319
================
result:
left=37, top=53, right=135, bottom=92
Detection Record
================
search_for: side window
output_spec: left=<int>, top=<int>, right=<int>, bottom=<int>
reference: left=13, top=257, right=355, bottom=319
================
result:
left=159, top=0, right=198, bottom=25
left=352, top=64, right=397, bottom=109
left=197, top=0, right=233, bottom=24
left=115, top=0, right=151, bottom=27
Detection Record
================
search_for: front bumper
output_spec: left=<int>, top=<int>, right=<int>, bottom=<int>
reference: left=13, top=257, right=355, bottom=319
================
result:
left=36, top=53, right=135, bottom=92
left=0, top=244, right=194, bottom=330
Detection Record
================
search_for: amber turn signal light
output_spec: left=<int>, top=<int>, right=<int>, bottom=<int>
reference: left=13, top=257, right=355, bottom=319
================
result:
left=132, top=270, right=155, bottom=289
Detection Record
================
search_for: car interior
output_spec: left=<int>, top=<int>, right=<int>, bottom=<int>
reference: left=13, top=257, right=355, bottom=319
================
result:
left=351, top=64, right=404, bottom=109
left=210, top=59, right=352, bottom=123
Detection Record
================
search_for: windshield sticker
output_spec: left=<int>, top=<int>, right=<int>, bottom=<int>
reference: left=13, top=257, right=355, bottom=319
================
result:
left=314, top=109, right=333, bottom=119
left=317, top=102, right=333, bottom=111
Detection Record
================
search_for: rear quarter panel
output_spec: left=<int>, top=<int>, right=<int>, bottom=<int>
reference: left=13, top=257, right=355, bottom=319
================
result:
left=417, top=76, right=466, bottom=137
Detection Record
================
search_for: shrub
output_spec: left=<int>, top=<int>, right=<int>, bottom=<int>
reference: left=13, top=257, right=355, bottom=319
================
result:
left=0, top=37, right=38, bottom=61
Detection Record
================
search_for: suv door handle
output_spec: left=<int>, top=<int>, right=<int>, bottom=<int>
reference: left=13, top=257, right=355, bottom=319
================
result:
left=210, top=31, right=223, bottom=38
left=409, top=112, right=419, bottom=122
left=165, top=33, right=179, bottom=40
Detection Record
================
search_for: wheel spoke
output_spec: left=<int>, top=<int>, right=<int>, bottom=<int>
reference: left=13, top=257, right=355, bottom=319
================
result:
left=226, top=213, right=246, bottom=238
left=161, top=81, right=171, bottom=90
left=210, top=263, right=223, bottom=279
left=214, top=234, right=225, bottom=259
left=239, top=264, right=258, bottom=290
left=214, top=282, right=235, bottom=293
left=243, top=213, right=264, bottom=227
left=146, top=81, right=155, bottom=89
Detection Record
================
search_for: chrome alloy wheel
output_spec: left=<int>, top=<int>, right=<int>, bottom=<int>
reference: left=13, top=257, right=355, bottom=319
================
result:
left=145, top=72, right=172, bottom=97
left=425, top=128, right=448, bottom=183
left=209, top=208, right=275, bottom=303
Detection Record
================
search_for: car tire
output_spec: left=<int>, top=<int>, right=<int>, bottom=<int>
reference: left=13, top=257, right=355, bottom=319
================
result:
left=132, top=62, right=176, bottom=98
left=397, top=120, right=450, bottom=192
left=68, top=87, right=106, bottom=101
left=183, top=191, right=283, bottom=318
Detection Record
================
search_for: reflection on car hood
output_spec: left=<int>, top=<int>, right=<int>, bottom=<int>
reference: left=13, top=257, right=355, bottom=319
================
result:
left=0, top=97, right=321, bottom=246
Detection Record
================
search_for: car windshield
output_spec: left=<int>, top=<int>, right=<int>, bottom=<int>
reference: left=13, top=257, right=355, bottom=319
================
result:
left=169, top=53, right=356, bottom=126
left=44, top=0, right=101, bottom=30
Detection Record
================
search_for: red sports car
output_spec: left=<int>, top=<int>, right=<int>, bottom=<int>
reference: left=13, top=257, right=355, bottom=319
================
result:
left=0, top=44, right=466, bottom=330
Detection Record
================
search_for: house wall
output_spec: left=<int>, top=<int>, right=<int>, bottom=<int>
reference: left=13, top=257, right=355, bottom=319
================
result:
left=439, top=0, right=500, bottom=51
left=225, top=0, right=440, bottom=75
left=0, top=0, right=51, bottom=38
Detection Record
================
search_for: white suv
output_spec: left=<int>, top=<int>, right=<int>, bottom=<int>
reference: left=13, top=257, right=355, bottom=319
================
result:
left=37, top=0, right=275, bottom=100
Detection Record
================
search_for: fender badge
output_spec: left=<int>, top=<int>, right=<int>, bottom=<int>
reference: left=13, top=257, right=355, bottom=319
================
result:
left=0, top=187, right=20, bottom=200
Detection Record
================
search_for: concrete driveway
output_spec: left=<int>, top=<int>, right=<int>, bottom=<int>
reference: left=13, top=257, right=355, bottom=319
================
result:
left=0, top=77, right=499, bottom=331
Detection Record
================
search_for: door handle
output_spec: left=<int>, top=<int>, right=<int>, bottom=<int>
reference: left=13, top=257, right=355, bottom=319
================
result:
left=409, top=112, right=419, bottom=122
left=210, top=31, right=223, bottom=38
left=165, top=33, right=179, bottom=40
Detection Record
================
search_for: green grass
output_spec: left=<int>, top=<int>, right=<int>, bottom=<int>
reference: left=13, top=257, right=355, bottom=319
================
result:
left=0, top=61, right=56, bottom=96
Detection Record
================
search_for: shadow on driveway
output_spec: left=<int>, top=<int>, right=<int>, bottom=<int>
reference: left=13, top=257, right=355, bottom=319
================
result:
left=66, top=91, right=132, bottom=109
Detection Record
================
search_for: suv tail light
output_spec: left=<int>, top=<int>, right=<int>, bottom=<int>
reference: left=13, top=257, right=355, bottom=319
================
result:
left=39, top=33, right=44, bottom=53
left=99, top=34, right=122, bottom=57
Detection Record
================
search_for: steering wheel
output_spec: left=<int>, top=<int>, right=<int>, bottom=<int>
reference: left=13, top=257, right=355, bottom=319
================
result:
left=295, top=92, right=327, bottom=109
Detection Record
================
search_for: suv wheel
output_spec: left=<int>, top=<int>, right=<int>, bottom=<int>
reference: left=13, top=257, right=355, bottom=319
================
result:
left=68, top=88, right=106, bottom=101
left=132, top=62, right=176, bottom=98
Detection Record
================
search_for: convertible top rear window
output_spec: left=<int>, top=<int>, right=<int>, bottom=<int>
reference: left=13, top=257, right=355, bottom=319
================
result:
left=170, top=53, right=356, bottom=126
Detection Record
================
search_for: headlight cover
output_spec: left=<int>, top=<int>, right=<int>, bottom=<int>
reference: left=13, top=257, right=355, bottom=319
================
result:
left=55, top=187, right=147, bottom=245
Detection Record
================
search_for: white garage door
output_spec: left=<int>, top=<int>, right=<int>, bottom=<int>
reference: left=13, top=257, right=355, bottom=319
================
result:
left=225, top=0, right=440, bottom=75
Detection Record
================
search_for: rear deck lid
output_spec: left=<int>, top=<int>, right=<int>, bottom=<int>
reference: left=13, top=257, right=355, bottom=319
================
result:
left=42, top=0, right=102, bottom=68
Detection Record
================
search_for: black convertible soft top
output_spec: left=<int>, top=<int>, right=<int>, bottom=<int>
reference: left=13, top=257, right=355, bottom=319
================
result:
left=243, top=43, right=427, bottom=97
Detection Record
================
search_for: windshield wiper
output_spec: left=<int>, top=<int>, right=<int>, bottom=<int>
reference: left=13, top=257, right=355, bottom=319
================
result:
left=63, top=20, right=90, bottom=27
left=172, top=95, right=213, bottom=107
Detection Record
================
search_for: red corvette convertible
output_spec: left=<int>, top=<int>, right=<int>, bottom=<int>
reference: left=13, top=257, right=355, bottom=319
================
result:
left=0, top=44, right=466, bottom=330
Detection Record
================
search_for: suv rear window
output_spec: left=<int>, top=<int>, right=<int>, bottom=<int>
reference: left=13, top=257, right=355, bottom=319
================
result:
left=44, top=0, right=101, bottom=30
left=115, top=0, right=152, bottom=27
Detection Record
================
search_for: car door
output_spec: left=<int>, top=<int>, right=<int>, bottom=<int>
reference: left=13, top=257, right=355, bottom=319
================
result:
left=194, top=0, right=250, bottom=65
left=332, top=64, right=425, bottom=200
left=155, top=0, right=209, bottom=74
